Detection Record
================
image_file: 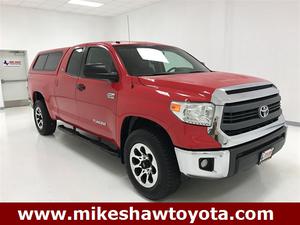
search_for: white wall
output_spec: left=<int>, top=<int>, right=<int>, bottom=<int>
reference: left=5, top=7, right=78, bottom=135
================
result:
left=110, top=0, right=300, bottom=122
left=110, top=0, right=228, bottom=70
left=0, top=5, right=111, bottom=65
left=227, top=0, right=299, bottom=123
left=1, top=1, right=299, bottom=122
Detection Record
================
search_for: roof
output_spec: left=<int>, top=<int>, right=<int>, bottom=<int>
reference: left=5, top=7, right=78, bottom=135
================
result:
left=110, top=41, right=165, bottom=46
left=74, top=41, right=169, bottom=47
left=36, top=41, right=170, bottom=55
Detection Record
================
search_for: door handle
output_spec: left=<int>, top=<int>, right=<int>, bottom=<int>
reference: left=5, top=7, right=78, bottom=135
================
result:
left=76, top=83, right=86, bottom=91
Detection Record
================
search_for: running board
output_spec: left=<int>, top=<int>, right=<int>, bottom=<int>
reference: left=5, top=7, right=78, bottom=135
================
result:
left=58, top=125, right=119, bottom=157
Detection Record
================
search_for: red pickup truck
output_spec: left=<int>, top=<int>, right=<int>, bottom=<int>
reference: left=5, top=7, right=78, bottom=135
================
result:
left=28, top=41, right=286, bottom=200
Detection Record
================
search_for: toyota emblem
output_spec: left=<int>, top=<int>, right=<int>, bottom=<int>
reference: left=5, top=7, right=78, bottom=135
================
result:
left=259, top=105, right=269, bottom=118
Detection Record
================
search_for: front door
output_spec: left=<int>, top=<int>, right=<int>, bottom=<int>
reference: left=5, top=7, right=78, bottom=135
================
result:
left=75, top=46, right=118, bottom=141
left=0, top=50, right=29, bottom=108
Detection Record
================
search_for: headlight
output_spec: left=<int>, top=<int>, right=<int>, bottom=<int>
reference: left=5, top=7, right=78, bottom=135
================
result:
left=170, top=101, right=215, bottom=126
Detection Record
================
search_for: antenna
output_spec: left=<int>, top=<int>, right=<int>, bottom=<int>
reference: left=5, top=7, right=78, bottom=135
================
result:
left=127, top=15, right=131, bottom=42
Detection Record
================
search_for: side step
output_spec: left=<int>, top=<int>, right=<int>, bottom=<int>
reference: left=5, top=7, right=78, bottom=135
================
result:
left=58, top=125, right=119, bottom=157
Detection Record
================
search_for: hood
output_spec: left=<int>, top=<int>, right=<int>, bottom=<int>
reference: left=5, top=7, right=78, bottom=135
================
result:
left=138, top=71, right=267, bottom=101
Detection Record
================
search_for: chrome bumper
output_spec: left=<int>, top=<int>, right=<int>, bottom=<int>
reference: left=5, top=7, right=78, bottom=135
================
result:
left=175, top=125, right=287, bottom=178
left=175, top=148, right=230, bottom=178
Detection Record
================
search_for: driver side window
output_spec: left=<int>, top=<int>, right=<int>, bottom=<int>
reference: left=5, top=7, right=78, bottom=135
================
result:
left=163, top=51, right=193, bottom=71
left=85, top=47, right=116, bottom=73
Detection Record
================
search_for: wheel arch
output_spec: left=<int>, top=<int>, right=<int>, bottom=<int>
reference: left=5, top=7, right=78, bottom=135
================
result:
left=32, top=91, right=45, bottom=104
left=32, top=91, right=56, bottom=120
left=119, top=116, right=173, bottom=163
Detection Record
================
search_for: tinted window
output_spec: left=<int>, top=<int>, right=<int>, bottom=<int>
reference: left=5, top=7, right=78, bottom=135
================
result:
left=33, top=54, right=48, bottom=71
left=114, top=45, right=210, bottom=76
left=163, top=51, right=193, bottom=71
left=66, top=48, right=84, bottom=76
left=86, top=47, right=116, bottom=73
left=44, top=52, right=62, bottom=71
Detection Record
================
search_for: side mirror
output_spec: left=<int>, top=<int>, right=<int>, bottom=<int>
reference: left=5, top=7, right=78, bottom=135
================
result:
left=83, top=63, right=119, bottom=82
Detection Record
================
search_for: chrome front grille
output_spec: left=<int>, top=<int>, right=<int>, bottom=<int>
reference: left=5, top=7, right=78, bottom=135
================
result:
left=221, top=94, right=282, bottom=136
left=209, top=81, right=286, bottom=148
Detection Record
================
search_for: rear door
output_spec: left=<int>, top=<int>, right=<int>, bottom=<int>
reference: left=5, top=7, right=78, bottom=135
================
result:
left=55, top=47, right=84, bottom=125
left=75, top=45, right=118, bottom=140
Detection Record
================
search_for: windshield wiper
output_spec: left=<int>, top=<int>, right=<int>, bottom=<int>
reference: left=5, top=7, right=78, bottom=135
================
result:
left=145, top=70, right=206, bottom=76
left=147, top=72, right=176, bottom=76
left=187, top=70, right=206, bottom=73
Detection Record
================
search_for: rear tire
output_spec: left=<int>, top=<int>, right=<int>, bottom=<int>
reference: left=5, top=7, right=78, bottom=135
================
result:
left=124, top=129, right=181, bottom=200
left=33, top=100, right=56, bottom=136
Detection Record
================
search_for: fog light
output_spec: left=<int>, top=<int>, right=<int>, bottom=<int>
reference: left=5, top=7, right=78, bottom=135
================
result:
left=199, top=158, right=214, bottom=172
left=200, top=159, right=208, bottom=168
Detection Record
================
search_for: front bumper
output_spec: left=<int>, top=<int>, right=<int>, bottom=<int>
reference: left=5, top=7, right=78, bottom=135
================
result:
left=175, top=125, right=287, bottom=178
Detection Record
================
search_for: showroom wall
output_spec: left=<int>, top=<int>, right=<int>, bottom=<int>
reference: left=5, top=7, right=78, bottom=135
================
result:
left=0, top=1, right=299, bottom=122
left=110, top=0, right=300, bottom=122
left=0, top=5, right=110, bottom=64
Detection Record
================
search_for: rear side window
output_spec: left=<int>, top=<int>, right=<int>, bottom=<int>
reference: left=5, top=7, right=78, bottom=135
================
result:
left=66, top=48, right=84, bottom=76
left=33, top=54, right=48, bottom=71
left=44, top=52, right=63, bottom=71
left=33, top=52, right=63, bottom=71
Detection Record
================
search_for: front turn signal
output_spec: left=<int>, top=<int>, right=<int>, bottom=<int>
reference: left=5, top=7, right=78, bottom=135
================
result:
left=170, top=102, right=181, bottom=112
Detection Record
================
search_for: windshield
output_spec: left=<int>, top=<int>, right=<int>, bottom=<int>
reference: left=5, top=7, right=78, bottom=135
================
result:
left=114, top=45, right=210, bottom=76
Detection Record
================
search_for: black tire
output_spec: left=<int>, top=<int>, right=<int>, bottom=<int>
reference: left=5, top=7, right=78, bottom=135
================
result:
left=33, top=100, right=56, bottom=136
left=124, top=129, right=181, bottom=200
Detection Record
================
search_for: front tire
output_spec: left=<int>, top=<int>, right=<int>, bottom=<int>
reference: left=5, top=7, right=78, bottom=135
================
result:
left=124, top=129, right=181, bottom=200
left=33, top=100, right=56, bottom=136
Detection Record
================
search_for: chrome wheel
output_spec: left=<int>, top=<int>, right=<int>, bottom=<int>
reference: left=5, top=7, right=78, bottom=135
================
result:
left=130, top=143, right=158, bottom=188
left=35, top=107, right=43, bottom=129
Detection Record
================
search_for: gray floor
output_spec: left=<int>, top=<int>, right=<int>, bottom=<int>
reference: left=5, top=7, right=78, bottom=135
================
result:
left=0, top=106, right=299, bottom=202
